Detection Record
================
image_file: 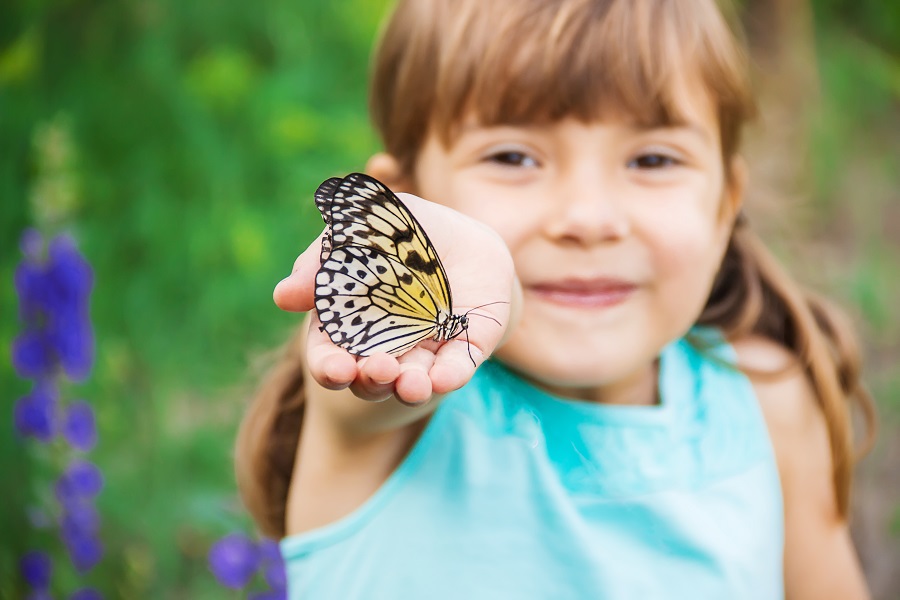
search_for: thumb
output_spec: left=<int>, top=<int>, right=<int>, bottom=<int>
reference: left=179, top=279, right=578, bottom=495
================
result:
left=274, top=232, right=325, bottom=312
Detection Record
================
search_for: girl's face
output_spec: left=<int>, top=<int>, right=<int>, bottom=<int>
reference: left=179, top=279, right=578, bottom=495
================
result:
left=405, top=79, right=742, bottom=403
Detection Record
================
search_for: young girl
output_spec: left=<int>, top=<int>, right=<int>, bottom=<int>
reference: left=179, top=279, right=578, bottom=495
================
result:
left=236, top=0, right=875, bottom=597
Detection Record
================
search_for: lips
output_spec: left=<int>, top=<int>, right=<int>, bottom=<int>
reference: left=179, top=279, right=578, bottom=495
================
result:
left=528, top=278, right=637, bottom=308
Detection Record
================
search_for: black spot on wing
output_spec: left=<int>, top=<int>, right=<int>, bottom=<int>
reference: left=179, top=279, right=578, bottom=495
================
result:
left=404, top=250, right=438, bottom=275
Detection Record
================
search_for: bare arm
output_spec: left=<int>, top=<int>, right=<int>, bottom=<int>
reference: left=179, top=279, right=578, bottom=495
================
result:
left=734, top=337, right=870, bottom=600
left=277, top=192, right=518, bottom=533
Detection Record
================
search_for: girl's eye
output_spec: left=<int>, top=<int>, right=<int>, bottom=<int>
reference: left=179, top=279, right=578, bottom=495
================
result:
left=628, top=153, right=679, bottom=169
left=486, top=150, right=539, bottom=168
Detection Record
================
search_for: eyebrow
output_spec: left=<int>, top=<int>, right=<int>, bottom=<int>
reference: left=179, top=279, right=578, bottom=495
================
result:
left=456, top=119, right=714, bottom=144
left=630, top=121, right=712, bottom=143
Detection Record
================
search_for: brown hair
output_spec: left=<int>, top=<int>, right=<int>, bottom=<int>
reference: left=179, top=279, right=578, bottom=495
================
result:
left=235, top=327, right=306, bottom=537
left=236, top=0, right=875, bottom=537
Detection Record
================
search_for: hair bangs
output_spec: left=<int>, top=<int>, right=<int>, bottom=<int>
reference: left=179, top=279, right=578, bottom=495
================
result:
left=444, top=1, right=687, bottom=134
left=371, top=0, right=755, bottom=174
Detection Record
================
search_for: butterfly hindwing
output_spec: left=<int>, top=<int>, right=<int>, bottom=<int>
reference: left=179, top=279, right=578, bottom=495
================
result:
left=312, top=173, right=464, bottom=357
left=314, top=245, right=444, bottom=356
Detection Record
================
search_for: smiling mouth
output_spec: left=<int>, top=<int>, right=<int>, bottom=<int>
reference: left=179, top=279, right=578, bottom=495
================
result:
left=528, top=279, right=637, bottom=308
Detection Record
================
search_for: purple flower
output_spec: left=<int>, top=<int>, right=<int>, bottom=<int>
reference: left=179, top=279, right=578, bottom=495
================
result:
left=69, top=588, right=103, bottom=600
left=62, top=401, right=97, bottom=451
left=26, top=591, right=54, bottom=600
left=257, top=540, right=286, bottom=591
left=39, top=235, right=92, bottom=319
left=14, top=232, right=95, bottom=381
left=15, top=230, right=103, bottom=589
left=258, top=539, right=281, bottom=563
left=263, top=559, right=287, bottom=591
left=20, top=550, right=53, bottom=589
left=56, top=467, right=104, bottom=573
left=47, top=235, right=93, bottom=304
left=61, top=503, right=100, bottom=537
left=55, top=460, right=103, bottom=505
left=62, top=529, right=103, bottom=573
left=14, top=382, right=58, bottom=442
left=15, top=259, right=51, bottom=324
left=12, top=330, right=55, bottom=378
left=47, top=308, right=94, bottom=382
left=208, top=533, right=260, bottom=589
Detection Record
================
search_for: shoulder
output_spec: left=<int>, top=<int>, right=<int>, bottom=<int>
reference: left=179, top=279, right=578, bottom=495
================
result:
left=728, top=334, right=835, bottom=509
left=729, top=334, right=824, bottom=440
left=727, top=332, right=869, bottom=597
left=728, top=334, right=834, bottom=497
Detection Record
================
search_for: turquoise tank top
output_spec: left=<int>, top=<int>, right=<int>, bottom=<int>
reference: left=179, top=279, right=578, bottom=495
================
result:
left=280, top=332, right=784, bottom=599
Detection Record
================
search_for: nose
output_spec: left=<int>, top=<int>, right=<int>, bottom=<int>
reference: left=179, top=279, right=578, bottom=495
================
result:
left=542, top=166, right=630, bottom=245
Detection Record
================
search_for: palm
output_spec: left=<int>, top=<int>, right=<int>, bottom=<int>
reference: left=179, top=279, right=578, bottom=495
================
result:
left=276, top=192, right=516, bottom=405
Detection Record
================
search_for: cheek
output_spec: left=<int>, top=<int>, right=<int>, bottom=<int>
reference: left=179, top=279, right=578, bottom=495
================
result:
left=450, top=185, right=544, bottom=251
left=645, top=203, right=727, bottom=304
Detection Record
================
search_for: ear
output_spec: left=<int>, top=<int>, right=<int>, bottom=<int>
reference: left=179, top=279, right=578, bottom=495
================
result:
left=713, top=155, right=748, bottom=253
left=722, top=155, right=748, bottom=224
left=366, top=153, right=415, bottom=193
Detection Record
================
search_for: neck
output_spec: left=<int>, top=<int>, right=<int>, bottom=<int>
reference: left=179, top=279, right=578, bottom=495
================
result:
left=522, top=361, right=660, bottom=407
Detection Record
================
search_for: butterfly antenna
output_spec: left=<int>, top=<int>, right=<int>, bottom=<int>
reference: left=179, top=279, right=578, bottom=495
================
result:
left=466, top=311, right=501, bottom=326
left=464, top=325, right=475, bottom=368
left=460, top=300, right=509, bottom=367
left=467, top=300, right=509, bottom=310
left=462, top=301, right=509, bottom=328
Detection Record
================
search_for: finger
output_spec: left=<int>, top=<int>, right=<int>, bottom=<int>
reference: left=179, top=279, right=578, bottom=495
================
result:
left=349, top=353, right=402, bottom=402
left=305, top=314, right=358, bottom=389
left=273, top=232, right=325, bottom=312
left=394, top=347, right=438, bottom=406
left=429, top=339, right=482, bottom=394
left=460, top=302, right=510, bottom=354
left=432, top=299, right=508, bottom=390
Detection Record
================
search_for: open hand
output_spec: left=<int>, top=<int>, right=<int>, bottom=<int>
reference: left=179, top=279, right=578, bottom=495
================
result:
left=273, top=192, right=517, bottom=406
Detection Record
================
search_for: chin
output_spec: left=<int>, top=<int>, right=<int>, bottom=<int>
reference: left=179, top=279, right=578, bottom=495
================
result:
left=494, top=340, right=647, bottom=393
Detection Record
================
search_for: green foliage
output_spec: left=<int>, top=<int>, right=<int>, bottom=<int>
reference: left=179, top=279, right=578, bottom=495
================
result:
left=811, top=0, right=900, bottom=56
left=808, top=3, right=900, bottom=417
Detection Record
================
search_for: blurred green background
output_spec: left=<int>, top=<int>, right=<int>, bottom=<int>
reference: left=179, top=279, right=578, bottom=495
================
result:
left=1, top=0, right=898, bottom=598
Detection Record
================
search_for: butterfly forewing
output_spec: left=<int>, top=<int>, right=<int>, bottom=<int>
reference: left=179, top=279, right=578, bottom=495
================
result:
left=312, top=173, right=463, bottom=357
left=315, top=177, right=343, bottom=261
left=326, top=173, right=452, bottom=309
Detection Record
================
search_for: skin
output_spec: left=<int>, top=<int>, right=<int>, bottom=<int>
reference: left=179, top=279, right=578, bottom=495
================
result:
left=273, top=70, right=869, bottom=599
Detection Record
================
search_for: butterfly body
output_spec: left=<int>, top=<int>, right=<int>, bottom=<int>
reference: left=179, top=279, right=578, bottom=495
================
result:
left=313, top=173, right=468, bottom=357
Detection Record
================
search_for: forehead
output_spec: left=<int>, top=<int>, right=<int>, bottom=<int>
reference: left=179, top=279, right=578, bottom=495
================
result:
left=432, top=5, right=724, bottom=143
left=450, top=65, right=721, bottom=147
left=371, top=0, right=753, bottom=173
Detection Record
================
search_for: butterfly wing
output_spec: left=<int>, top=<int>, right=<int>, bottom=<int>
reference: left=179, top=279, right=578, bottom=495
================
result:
left=312, top=173, right=457, bottom=356
left=315, top=245, right=444, bottom=356
left=315, top=176, right=343, bottom=261
left=318, top=173, right=453, bottom=310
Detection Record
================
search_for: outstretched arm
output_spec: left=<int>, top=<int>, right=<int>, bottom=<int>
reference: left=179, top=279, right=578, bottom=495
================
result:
left=276, top=190, right=518, bottom=411
left=276, top=191, right=518, bottom=535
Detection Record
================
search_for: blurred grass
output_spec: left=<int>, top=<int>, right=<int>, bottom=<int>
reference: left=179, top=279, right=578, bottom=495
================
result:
left=1, top=0, right=898, bottom=597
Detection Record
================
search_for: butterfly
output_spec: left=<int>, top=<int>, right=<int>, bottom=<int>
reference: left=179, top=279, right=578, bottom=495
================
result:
left=313, top=173, right=470, bottom=357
